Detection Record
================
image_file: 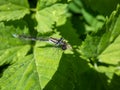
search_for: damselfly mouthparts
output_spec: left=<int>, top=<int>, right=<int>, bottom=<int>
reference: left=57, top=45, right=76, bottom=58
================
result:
left=12, top=34, right=70, bottom=50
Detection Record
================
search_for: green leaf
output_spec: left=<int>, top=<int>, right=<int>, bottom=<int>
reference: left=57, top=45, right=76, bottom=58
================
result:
left=35, top=4, right=68, bottom=33
left=0, top=45, right=30, bottom=66
left=108, top=74, right=120, bottom=90
left=98, top=35, right=120, bottom=64
left=37, top=0, right=58, bottom=10
left=110, top=6, right=120, bottom=42
left=97, top=5, right=120, bottom=65
left=44, top=55, right=108, bottom=90
left=0, top=0, right=29, bottom=21
left=0, top=22, right=63, bottom=89
left=69, top=0, right=105, bottom=32
left=81, top=0, right=120, bottom=15
left=0, top=22, right=29, bottom=49
left=80, top=5, right=120, bottom=62
left=80, top=35, right=100, bottom=59
left=34, top=42, right=63, bottom=89
left=97, top=5, right=120, bottom=54
left=0, top=22, right=33, bottom=89
left=0, top=55, right=41, bottom=90
left=0, top=42, right=63, bottom=90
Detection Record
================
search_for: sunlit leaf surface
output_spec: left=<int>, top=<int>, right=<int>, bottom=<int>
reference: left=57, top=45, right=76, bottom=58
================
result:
left=35, top=4, right=67, bottom=33
left=0, top=0, right=29, bottom=21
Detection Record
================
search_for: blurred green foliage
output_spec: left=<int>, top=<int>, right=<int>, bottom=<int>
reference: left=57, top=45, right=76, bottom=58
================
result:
left=0, top=0, right=120, bottom=90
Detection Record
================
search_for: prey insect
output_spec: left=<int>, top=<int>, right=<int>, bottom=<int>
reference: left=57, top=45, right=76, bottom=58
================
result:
left=12, top=34, right=70, bottom=50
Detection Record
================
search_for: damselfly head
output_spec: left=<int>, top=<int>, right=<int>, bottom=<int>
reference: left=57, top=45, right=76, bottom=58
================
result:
left=61, top=44, right=67, bottom=50
left=49, top=37, right=72, bottom=50
left=61, top=43, right=72, bottom=50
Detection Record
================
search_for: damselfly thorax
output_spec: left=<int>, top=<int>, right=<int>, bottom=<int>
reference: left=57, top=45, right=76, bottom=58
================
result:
left=12, top=34, right=70, bottom=50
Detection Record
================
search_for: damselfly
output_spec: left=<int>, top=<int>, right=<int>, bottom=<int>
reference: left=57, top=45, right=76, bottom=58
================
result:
left=12, top=34, right=70, bottom=50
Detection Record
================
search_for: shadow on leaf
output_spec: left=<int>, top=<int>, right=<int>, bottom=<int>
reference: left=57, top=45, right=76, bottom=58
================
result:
left=0, top=63, right=11, bottom=78
left=44, top=50, right=109, bottom=90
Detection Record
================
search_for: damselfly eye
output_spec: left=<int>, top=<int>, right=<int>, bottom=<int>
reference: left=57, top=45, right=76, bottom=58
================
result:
left=61, top=45, right=67, bottom=50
